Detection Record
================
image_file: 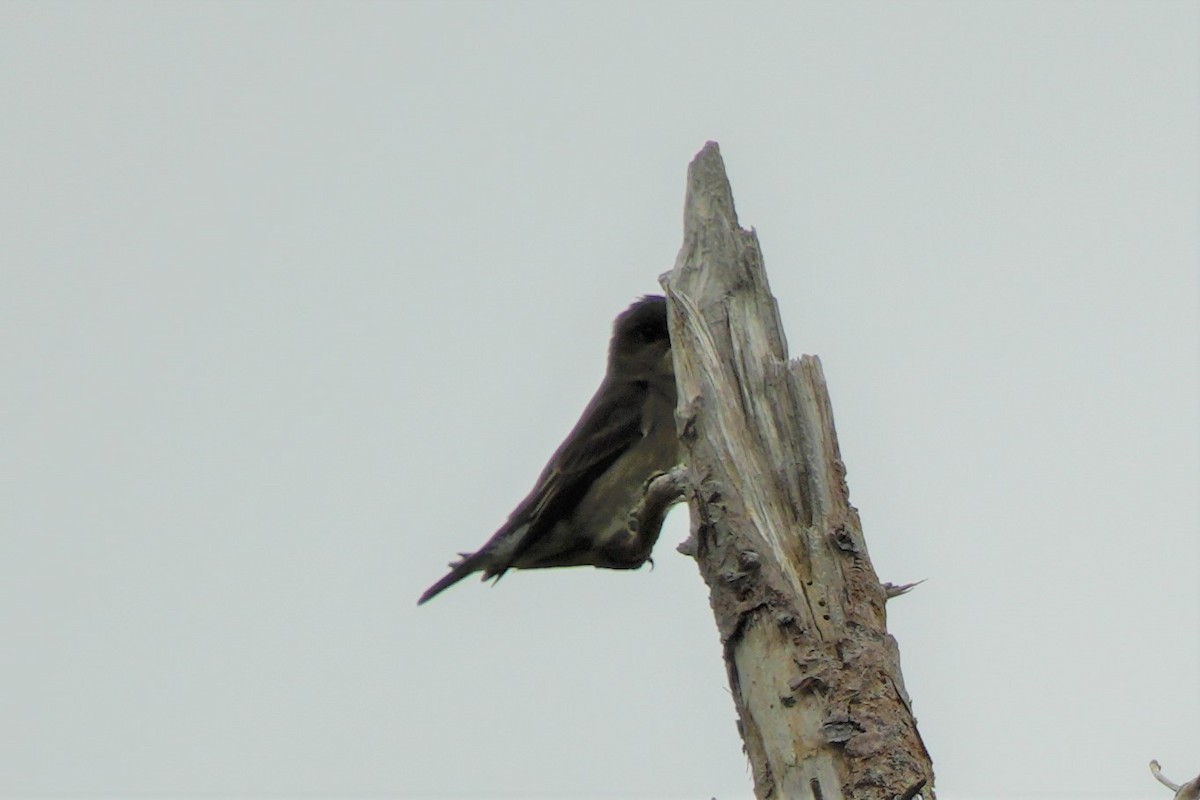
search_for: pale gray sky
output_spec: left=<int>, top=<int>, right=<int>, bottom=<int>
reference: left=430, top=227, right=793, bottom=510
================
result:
left=2, top=2, right=1197, bottom=798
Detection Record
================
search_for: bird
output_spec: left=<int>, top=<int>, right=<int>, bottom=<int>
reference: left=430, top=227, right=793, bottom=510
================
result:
left=418, top=295, right=680, bottom=604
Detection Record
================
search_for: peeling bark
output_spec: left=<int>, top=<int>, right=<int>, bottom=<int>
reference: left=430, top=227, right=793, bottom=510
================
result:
left=662, top=142, right=934, bottom=799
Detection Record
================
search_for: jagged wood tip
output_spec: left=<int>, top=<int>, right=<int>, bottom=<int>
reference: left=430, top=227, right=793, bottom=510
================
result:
left=660, top=141, right=935, bottom=799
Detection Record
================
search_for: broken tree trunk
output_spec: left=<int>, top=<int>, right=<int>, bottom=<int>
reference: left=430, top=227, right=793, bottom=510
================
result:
left=661, top=142, right=934, bottom=800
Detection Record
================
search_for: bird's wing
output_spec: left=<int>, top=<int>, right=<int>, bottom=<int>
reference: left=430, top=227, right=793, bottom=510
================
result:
left=416, top=379, right=648, bottom=605
left=502, top=378, right=649, bottom=561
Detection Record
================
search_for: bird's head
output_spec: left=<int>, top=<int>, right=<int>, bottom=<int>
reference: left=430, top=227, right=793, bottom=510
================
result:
left=608, top=294, right=673, bottom=382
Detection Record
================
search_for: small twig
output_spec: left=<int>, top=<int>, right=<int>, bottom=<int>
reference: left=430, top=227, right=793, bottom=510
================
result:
left=1151, top=760, right=1200, bottom=800
left=1153, top=760, right=1183, bottom=792
left=884, top=579, right=926, bottom=599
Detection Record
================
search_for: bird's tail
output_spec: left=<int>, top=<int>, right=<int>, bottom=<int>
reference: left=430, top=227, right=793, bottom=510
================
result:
left=417, top=551, right=491, bottom=605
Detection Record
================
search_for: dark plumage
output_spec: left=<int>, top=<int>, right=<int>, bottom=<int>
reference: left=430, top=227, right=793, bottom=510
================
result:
left=418, top=295, right=679, bottom=604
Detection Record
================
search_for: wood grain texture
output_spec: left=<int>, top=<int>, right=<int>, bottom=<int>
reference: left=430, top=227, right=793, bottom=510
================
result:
left=662, top=142, right=934, bottom=800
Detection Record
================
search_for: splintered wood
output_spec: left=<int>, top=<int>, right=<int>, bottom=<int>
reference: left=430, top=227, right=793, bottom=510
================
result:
left=663, top=142, right=934, bottom=800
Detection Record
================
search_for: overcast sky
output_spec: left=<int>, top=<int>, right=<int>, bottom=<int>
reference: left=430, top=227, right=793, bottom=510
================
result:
left=2, top=2, right=1197, bottom=799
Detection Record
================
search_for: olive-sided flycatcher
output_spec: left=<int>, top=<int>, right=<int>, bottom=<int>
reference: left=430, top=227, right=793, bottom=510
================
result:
left=418, top=295, right=679, bottom=604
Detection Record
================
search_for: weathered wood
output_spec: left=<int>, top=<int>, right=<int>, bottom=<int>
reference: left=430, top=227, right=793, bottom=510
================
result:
left=662, top=142, right=933, bottom=800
